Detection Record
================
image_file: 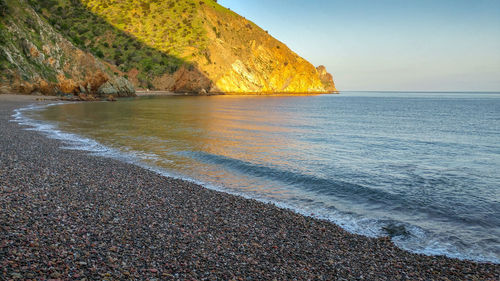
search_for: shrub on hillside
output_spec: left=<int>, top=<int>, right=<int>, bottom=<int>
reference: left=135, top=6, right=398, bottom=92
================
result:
left=0, top=0, right=8, bottom=16
left=0, top=23, right=6, bottom=44
left=95, top=49, right=104, bottom=58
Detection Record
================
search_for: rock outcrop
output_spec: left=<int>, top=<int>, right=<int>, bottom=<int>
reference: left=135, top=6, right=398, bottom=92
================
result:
left=316, top=65, right=337, bottom=92
left=97, top=77, right=135, bottom=97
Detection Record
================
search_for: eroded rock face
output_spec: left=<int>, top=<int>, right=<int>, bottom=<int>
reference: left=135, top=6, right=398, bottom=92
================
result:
left=171, top=66, right=214, bottom=94
left=0, top=2, right=113, bottom=95
left=97, top=77, right=136, bottom=97
left=316, top=65, right=337, bottom=93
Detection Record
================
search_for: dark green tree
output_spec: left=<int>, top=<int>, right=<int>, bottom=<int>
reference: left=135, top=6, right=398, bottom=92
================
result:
left=0, top=0, right=8, bottom=17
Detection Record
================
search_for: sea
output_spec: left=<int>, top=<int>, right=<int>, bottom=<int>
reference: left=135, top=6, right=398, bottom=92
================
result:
left=14, top=91, right=500, bottom=263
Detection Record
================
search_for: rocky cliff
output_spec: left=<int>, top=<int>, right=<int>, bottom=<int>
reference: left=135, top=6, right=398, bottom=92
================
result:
left=0, top=0, right=113, bottom=95
left=0, top=0, right=337, bottom=95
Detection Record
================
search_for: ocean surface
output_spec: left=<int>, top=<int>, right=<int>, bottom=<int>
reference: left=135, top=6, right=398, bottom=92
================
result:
left=16, top=92, right=500, bottom=263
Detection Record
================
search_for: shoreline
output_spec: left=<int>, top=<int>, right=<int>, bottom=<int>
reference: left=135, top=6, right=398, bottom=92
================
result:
left=0, top=94, right=61, bottom=102
left=1, top=97, right=498, bottom=279
left=136, top=91, right=190, bottom=97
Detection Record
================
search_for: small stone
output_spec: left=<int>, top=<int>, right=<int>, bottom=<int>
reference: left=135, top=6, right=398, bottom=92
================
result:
left=11, top=272, right=22, bottom=279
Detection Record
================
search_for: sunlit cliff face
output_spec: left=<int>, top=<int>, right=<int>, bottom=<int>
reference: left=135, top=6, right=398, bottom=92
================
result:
left=80, top=0, right=337, bottom=93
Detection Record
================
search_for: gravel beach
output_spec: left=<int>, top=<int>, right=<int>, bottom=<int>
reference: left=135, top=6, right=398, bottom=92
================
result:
left=1, top=97, right=499, bottom=280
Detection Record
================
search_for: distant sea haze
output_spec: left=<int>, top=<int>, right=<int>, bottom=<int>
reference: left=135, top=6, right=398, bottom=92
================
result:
left=19, top=91, right=500, bottom=263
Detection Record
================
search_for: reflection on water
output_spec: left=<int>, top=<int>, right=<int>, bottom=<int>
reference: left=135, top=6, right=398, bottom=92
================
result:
left=40, top=96, right=323, bottom=199
left=31, top=93, right=500, bottom=263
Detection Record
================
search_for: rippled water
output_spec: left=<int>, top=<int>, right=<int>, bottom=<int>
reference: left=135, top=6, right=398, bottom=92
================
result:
left=23, top=92, right=500, bottom=263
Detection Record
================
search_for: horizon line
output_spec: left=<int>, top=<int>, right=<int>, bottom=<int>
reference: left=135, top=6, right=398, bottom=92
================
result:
left=338, top=90, right=500, bottom=93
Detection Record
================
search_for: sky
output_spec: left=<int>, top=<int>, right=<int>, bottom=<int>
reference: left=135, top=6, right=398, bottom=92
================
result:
left=218, top=0, right=500, bottom=91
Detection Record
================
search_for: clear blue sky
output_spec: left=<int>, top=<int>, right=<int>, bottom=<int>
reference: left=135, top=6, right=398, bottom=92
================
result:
left=219, top=0, right=500, bottom=91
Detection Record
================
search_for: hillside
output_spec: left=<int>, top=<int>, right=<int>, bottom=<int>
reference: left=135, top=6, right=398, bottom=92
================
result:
left=0, top=0, right=337, bottom=95
left=0, top=0, right=112, bottom=95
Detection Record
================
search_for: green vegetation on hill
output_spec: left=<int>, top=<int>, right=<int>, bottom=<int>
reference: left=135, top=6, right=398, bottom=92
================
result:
left=0, top=21, right=8, bottom=70
left=0, top=0, right=7, bottom=16
left=0, top=0, right=11, bottom=73
left=0, top=0, right=58, bottom=84
left=1, top=0, right=336, bottom=94
left=29, top=0, right=187, bottom=88
left=82, top=0, right=208, bottom=56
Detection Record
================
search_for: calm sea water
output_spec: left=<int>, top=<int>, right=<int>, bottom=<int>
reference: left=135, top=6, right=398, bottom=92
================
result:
left=20, top=92, right=500, bottom=263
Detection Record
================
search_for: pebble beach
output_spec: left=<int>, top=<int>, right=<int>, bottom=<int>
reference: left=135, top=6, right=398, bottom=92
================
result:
left=1, top=97, right=499, bottom=280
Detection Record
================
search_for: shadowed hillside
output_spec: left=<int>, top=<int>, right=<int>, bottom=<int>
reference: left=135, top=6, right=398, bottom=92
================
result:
left=0, top=0, right=112, bottom=95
